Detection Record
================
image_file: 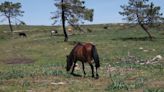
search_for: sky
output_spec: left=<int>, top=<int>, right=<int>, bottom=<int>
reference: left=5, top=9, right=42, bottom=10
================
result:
left=0, top=0, right=164, bottom=25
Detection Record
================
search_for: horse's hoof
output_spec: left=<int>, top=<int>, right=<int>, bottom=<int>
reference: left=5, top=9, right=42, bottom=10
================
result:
left=83, top=74, right=86, bottom=77
left=96, top=74, right=99, bottom=77
left=95, top=77, right=99, bottom=79
left=95, top=76, right=99, bottom=79
left=71, top=73, right=74, bottom=75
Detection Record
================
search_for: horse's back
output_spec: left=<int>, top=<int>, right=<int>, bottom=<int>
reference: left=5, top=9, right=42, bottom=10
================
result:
left=83, top=43, right=93, bottom=57
left=74, top=43, right=93, bottom=53
left=83, top=43, right=93, bottom=51
left=73, top=43, right=94, bottom=61
left=73, top=43, right=85, bottom=61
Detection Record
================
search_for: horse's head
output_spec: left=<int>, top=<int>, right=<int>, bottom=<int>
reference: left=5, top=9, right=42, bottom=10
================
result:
left=66, top=55, right=73, bottom=71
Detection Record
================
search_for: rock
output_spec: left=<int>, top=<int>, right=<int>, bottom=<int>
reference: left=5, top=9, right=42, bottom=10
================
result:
left=75, top=63, right=80, bottom=70
left=64, top=48, right=67, bottom=50
left=139, top=47, right=143, bottom=50
left=140, top=63, right=145, bottom=65
left=152, top=55, right=162, bottom=61
left=143, top=50, right=149, bottom=52
left=51, top=82, right=66, bottom=85
left=152, top=49, right=156, bottom=51
left=146, top=60, right=151, bottom=64
left=107, top=64, right=117, bottom=72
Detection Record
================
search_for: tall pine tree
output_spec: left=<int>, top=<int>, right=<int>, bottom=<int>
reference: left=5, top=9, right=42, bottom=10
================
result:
left=119, top=0, right=163, bottom=40
left=52, top=0, right=93, bottom=42
left=0, top=1, right=24, bottom=33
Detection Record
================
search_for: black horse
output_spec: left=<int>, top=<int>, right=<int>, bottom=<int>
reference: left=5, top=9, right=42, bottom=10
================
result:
left=66, top=43, right=100, bottom=79
left=19, top=32, right=27, bottom=37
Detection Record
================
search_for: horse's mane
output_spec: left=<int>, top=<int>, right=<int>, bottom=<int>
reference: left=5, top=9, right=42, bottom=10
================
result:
left=69, top=42, right=82, bottom=57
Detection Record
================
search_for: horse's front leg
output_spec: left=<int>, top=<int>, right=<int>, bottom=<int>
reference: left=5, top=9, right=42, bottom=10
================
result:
left=82, top=62, right=86, bottom=76
left=71, top=61, right=77, bottom=75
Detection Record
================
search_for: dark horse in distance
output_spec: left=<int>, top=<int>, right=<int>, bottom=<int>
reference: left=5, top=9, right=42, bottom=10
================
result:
left=66, top=42, right=100, bottom=78
left=18, top=32, right=27, bottom=37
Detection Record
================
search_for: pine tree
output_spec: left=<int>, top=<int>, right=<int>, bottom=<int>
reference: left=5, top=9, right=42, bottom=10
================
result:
left=52, top=0, right=93, bottom=42
left=0, top=1, right=24, bottom=33
left=119, top=0, right=163, bottom=40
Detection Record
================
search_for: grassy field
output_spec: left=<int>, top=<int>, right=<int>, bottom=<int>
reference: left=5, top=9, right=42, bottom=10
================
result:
left=0, top=24, right=164, bottom=92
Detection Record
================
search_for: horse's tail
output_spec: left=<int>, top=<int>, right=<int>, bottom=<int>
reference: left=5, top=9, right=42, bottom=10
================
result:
left=92, top=45, right=100, bottom=68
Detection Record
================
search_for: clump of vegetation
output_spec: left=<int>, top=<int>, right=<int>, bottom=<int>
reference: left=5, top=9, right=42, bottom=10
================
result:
left=144, top=88, right=164, bottom=92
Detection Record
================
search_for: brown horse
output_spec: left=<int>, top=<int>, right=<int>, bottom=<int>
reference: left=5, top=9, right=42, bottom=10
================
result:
left=66, top=42, right=100, bottom=78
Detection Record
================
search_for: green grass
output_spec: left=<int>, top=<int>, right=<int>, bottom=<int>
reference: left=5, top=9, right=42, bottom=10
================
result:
left=0, top=24, right=164, bottom=92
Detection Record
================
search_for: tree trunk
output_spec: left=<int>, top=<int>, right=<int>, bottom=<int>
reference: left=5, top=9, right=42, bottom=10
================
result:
left=136, top=12, right=153, bottom=40
left=61, top=0, right=68, bottom=42
left=7, top=17, right=13, bottom=33
left=140, top=24, right=153, bottom=40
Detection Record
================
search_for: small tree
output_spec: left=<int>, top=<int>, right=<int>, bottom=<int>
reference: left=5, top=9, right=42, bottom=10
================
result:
left=52, top=0, right=93, bottom=42
left=0, top=1, right=24, bottom=33
left=119, top=0, right=163, bottom=40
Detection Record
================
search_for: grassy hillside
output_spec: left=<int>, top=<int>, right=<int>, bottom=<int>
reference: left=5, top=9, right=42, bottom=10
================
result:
left=0, top=24, right=164, bottom=92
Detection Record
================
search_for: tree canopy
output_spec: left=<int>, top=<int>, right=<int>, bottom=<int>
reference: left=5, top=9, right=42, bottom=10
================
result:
left=52, top=0, right=94, bottom=41
left=0, top=1, right=24, bottom=32
left=119, top=0, right=164, bottom=40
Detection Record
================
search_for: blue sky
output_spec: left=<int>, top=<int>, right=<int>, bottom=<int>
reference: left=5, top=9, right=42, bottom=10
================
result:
left=0, top=0, right=164, bottom=25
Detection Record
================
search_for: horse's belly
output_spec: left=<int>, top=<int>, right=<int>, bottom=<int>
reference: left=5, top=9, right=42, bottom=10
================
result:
left=76, top=57, right=85, bottom=62
left=76, top=56, right=92, bottom=63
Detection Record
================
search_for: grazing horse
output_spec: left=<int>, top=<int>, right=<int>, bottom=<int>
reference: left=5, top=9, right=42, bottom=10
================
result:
left=66, top=42, right=100, bottom=78
left=51, top=30, right=58, bottom=36
left=19, top=32, right=27, bottom=37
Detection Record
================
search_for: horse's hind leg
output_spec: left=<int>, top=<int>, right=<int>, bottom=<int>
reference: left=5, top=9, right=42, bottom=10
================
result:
left=95, top=67, right=99, bottom=79
left=89, top=64, right=94, bottom=78
left=82, top=62, right=86, bottom=76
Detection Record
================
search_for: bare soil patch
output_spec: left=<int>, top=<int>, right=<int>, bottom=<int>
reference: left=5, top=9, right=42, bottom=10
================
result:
left=4, top=58, right=34, bottom=64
